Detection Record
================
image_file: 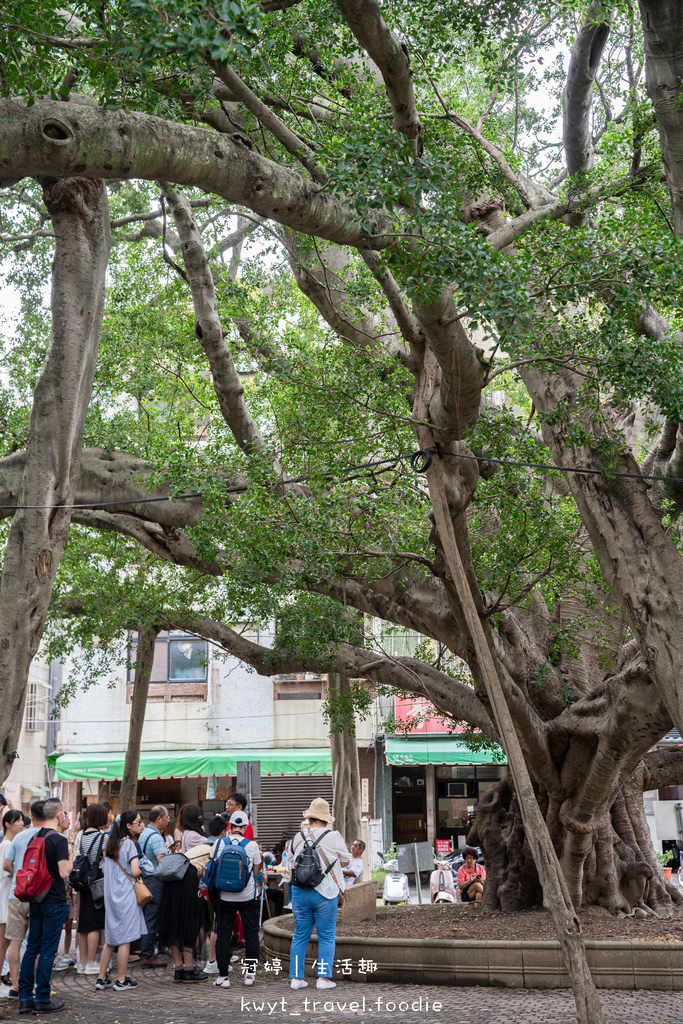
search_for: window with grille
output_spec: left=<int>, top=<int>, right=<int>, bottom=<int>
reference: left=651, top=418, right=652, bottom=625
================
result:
left=381, top=629, right=436, bottom=659
left=24, top=680, right=46, bottom=732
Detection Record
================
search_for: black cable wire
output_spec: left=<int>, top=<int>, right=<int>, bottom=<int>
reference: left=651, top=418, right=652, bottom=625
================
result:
left=0, top=454, right=406, bottom=511
left=2, top=445, right=681, bottom=512
left=411, top=447, right=683, bottom=485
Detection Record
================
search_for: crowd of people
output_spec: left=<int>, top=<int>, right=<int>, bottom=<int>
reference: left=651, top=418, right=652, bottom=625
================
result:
left=0, top=790, right=366, bottom=1013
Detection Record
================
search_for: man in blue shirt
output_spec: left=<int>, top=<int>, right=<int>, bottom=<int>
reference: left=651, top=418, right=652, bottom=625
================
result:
left=138, top=805, right=169, bottom=968
left=2, top=800, right=44, bottom=997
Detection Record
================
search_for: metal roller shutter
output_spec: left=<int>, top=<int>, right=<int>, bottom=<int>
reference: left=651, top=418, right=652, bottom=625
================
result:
left=255, top=775, right=334, bottom=852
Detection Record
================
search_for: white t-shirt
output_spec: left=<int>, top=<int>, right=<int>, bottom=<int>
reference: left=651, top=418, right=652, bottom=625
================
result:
left=213, top=835, right=261, bottom=902
left=290, top=827, right=350, bottom=900
left=0, top=838, right=12, bottom=923
left=345, top=856, right=363, bottom=889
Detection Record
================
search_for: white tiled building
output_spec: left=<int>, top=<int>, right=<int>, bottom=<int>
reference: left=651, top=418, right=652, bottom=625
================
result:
left=39, top=627, right=376, bottom=850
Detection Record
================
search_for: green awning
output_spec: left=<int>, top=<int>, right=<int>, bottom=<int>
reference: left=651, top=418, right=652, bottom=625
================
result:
left=50, top=748, right=332, bottom=781
left=386, top=736, right=503, bottom=765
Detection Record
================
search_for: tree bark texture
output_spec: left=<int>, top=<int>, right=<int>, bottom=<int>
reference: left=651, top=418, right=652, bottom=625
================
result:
left=329, top=672, right=363, bottom=846
left=638, top=0, right=683, bottom=235
left=520, top=363, right=683, bottom=748
left=0, top=177, right=110, bottom=784
left=421, top=433, right=604, bottom=1024
left=0, top=100, right=392, bottom=249
left=119, top=626, right=160, bottom=813
left=562, top=3, right=612, bottom=177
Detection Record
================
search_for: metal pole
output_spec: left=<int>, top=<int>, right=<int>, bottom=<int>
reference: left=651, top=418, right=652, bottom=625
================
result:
left=412, top=842, right=422, bottom=904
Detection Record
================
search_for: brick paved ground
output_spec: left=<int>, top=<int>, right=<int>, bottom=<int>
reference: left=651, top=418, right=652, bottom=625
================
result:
left=1, top=959, right=682, bottom=1024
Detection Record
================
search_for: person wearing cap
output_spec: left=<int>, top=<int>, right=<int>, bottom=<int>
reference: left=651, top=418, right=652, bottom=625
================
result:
left=211, top=810, right=262, bottom=990
left=288, top=798, right=350, bottom=992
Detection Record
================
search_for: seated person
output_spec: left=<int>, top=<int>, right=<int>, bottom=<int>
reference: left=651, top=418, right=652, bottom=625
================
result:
left=260, top=853, right=285, bottom=917
left=342, top=840, right=365, bottom=889
left=456, top=846, right=486, bottom=902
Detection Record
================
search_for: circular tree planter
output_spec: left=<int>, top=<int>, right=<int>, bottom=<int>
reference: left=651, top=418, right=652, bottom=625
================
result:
left=263, top=918, right=683, bottom=990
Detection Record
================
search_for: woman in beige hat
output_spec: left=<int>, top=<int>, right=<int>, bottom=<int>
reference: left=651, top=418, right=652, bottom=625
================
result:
left=288, top=799, right=350, bottom=992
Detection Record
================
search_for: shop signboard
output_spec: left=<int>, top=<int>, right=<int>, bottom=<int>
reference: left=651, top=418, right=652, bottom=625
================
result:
left=394, top=696, right=465, bottom=734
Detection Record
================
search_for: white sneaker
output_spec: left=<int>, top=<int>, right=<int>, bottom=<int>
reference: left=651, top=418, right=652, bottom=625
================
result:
left=84, top=961, right=100, bottom=975
left=316, top=978, right=336, bottom=990
left=76, top=963, right=86, bottom=975
left=244, top=971, right=256, bottom=987
left=203, top=960, right=219, bottom=974
left=230, top=954, right=239, bottom=963
left=214, top=976, right=230, bottom=988
left=290, top=979, right=308, bottom=990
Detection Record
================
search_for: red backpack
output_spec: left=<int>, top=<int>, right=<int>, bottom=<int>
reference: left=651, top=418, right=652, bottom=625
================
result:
left=14, top=830, right=54, bottom=903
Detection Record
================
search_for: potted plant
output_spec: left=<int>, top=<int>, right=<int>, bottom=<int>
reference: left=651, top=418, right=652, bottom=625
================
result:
left=657, top=849, right=674, bottom=881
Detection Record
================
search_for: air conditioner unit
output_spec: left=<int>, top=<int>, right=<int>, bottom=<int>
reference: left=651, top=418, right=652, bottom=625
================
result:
left=447, top=782, right=467, bottom=797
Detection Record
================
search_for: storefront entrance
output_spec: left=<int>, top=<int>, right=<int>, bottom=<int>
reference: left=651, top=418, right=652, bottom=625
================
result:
left=436, top=763, right=508, bottom=847
left=392, top=766, right=428, bottom=844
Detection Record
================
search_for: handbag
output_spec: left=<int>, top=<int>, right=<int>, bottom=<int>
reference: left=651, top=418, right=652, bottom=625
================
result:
left=115, top=860, right=154, bottom=906
left=155, top=851, right=190, bottom=883
left=90, top=876, right=105, bottom=908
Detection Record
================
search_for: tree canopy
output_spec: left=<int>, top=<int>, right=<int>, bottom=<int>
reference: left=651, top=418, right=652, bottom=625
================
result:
left=2, top=0, right=683, bottom=959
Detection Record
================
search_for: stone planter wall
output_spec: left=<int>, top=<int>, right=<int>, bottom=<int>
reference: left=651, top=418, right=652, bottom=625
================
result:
left=263, top=919, right=683, bottom=990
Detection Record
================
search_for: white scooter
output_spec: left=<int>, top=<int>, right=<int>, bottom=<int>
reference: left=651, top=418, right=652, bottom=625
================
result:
left=377, top=850, right=410, bottom=905
left=429, top=859, right=457, bottom=903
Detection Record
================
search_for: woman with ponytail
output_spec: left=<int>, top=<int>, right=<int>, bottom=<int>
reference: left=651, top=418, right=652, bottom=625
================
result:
left=96, top=810, right=146, bottom=992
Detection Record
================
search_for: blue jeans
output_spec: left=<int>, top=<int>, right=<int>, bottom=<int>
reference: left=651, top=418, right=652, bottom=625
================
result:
left=289, top=887, right=338, bottom=979
left=19, top=902, right=69, bottom=1003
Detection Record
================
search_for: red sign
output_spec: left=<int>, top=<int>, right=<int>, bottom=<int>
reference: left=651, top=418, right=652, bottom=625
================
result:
left=394, top=696, right=464, bottom=735
left=436, top=840, right=452, bottom=855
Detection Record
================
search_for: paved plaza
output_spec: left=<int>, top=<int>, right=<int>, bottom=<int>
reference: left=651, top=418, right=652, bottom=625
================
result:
left=1, top=961, right=682, bottom=1024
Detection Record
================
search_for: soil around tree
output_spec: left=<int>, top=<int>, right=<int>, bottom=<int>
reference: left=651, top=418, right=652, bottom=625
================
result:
left=278, top=903, right=683, bottom=942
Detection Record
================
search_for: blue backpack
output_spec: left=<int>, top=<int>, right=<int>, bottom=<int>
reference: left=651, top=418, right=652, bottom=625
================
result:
left=213, top=837, right=252, bottom=893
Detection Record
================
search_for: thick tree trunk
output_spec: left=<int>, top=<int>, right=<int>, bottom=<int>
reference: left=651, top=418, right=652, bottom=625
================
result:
left=638, top=0, right=683, bottom=236
left=422, top=439, right=605, bottom=1024
left=0, top=178, right=110, bottom=784
left=329, top=672, right=362, bottom=845
left=119, top=626, right=160, bottom=813
left=471, top=768, right=683, bottom=918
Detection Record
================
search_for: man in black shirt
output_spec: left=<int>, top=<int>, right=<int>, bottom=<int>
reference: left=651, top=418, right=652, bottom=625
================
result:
left=18, top=798, right=73, bottom=1014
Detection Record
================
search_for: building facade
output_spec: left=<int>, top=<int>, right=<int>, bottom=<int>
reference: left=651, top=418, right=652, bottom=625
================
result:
left=1, top=655, right=57, bottom=812
left=44, top=627, right=377, bottom=850
left=375, top=693, right=507, bottom=851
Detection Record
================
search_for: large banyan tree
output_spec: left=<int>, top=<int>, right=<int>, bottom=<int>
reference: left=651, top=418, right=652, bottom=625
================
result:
left=2, top=0, right=683, bottom=1016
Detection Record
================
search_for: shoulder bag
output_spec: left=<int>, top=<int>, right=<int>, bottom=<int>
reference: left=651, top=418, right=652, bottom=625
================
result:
left=155, top=851, right=190, bottom=883
left=115, top=860, right=153, bottom=906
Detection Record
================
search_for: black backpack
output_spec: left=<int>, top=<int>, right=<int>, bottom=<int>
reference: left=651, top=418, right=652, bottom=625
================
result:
left=290, top=829, right=335, bottom=889
left=69, top=832, right=105, bottom=892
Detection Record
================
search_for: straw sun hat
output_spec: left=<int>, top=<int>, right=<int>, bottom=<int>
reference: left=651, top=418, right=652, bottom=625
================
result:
left=302, top=797, right=334, bottom=822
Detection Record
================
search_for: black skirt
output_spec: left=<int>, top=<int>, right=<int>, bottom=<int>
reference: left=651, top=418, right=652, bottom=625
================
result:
left=77, top=886, right=105, bottom=933
left=155, top=865, right=202, bottom=951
